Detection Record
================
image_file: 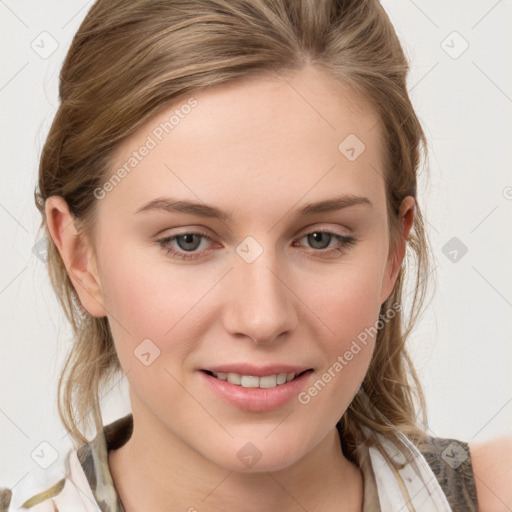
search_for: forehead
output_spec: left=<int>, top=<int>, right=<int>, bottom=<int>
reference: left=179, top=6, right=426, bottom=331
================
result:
left=102, top=65, right=386, bottom=221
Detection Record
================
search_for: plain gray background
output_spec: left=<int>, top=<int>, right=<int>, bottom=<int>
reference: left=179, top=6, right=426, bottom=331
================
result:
left=1, top=0, right=511, bottom=486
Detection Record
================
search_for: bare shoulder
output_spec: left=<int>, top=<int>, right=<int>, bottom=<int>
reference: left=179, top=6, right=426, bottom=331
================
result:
left=469, top=434, right=512, bottom=511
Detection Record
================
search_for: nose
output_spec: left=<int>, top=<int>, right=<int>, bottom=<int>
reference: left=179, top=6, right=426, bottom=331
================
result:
left=223, top=244, right=298, bottom=346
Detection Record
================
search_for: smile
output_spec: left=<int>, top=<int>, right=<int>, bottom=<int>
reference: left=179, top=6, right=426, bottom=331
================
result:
left=203, top=370, right=309, bottom=388
left=200, top=369, right=314, bottom=412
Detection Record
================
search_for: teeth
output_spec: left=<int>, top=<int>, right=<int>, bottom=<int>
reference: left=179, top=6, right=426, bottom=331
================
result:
left=213, top=371, right=299, bottom=388
left=241, top=375, right=260, bottom=388
left=226, top=372, right=241, bottom=385
left=277, top=373, right=287, bottom=385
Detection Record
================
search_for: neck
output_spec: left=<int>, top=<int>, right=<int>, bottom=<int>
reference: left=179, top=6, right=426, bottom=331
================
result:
left=108, top=409, right=363, bottom=512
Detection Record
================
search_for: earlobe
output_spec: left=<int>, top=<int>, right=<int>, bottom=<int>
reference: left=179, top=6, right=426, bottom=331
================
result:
left=45, top=196, right=107, bottom=317
left=379, top=196, right=415, bottom=305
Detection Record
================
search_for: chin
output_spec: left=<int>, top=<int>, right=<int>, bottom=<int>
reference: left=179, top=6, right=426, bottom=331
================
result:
left=201, top=436, right=305, bottom=474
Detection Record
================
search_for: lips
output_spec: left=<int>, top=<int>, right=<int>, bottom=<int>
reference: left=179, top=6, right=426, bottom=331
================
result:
left=200, top=363, right=312, bottom=377
left=199, top=367, right=314, bottom=412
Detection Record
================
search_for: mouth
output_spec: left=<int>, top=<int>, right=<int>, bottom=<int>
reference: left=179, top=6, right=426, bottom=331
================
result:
left=199, top=367, right=315, bottom=412
left=200, top=369, right=313, bottom=389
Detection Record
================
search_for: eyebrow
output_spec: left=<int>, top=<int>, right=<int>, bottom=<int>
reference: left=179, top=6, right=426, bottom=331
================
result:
left=135, top=194, right=372, bottom=222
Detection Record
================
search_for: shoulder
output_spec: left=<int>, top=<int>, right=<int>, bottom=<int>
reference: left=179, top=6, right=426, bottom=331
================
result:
left=469, top=434, right=512, bottom=511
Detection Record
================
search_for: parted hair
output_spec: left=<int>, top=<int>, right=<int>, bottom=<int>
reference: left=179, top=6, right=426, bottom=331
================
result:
left=34, top=0, right=433, bottom=461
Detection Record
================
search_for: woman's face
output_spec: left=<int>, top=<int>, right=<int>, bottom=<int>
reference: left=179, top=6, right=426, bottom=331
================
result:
left=68, top=65, right=411, bottom=471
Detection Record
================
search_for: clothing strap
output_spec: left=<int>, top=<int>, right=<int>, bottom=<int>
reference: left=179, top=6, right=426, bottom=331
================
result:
left=419, top=436, right=478, bottom=512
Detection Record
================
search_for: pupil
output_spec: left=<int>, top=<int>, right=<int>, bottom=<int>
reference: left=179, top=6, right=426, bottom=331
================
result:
left=179, top=234, right=199, bottom=251
left=309, top=232, right=330, bottom=249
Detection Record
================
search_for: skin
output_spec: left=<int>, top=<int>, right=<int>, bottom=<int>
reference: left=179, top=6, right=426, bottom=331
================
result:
left=470, top=436, right=512, bottom=511
left=46, top=64, right=416, bottom=512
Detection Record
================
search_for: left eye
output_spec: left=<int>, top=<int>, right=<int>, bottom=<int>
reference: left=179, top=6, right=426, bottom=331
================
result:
left=157, top=229, right=357, bottom=261
left=296, top=230, right=354, bottom=251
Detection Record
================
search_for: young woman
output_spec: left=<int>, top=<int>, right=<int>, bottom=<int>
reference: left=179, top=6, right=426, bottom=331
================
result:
left=1, top=1, right=510, bottom=511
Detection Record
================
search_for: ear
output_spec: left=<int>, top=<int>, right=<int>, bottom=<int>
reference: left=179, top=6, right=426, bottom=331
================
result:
left=45, top=196, right=107, bottom=317
left=379, top=195, right=415, bottom=305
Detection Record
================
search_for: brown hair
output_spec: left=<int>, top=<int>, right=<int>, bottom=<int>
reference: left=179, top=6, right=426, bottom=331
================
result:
left=34, top=0, right=433, bottom=459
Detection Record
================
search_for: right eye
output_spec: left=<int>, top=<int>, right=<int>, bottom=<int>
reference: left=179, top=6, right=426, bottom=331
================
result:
left=156, top=231, right=213, bottom=261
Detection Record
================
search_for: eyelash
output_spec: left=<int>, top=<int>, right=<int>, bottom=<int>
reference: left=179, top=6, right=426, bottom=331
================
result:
left=156, top=229, right=357, bottom=261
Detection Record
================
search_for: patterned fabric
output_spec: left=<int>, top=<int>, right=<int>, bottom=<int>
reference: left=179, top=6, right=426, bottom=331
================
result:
left=1, top=413, right=478, bottom=511
left=418, top=436, right=479, bottom=511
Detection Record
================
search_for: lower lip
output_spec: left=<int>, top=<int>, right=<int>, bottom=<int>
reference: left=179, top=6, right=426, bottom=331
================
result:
left=199, top=370, right=314, bottom=412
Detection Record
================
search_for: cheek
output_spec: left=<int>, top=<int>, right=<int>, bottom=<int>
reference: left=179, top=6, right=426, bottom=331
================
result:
left=97, top=244, right=209, bottom=369
left=296, top=254, right=385, bottom=387
left=305, top=255, right=386, bottom=340
left=294, top=265, right=384, bottom=431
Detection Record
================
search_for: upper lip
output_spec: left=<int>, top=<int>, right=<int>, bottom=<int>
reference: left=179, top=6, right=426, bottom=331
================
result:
left=201, top=364, right=312, bottom=377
